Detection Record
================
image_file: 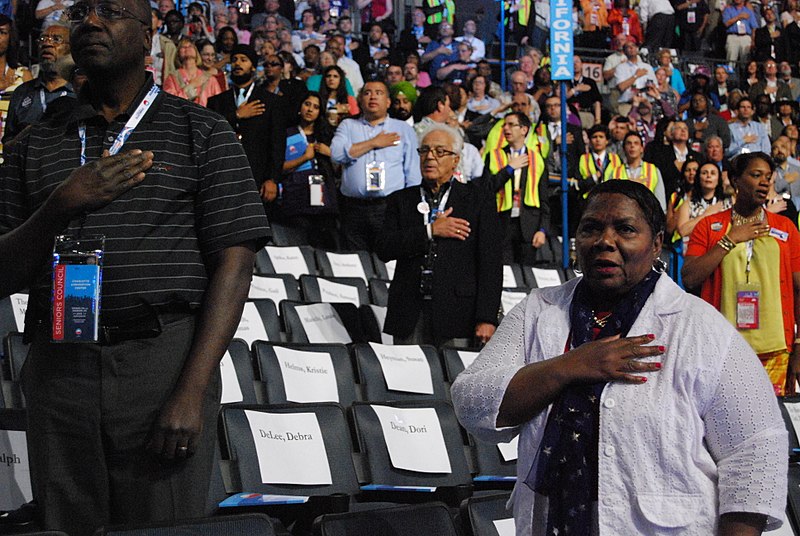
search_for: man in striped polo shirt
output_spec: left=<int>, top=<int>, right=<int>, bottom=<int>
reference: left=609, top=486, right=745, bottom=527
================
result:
left=0, top=0, right=270, bottom=532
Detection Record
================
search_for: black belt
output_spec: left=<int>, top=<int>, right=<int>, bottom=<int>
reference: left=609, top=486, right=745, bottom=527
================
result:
left=341, top=195, right=388, bottom=206
left=35, top=308, right=194, bottom=346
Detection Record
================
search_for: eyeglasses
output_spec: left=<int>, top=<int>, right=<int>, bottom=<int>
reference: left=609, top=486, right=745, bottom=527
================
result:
left=65, top=2, right=149, bottom=25
left=38, top=34, right=66, bottom=44
left=417, top=145, right=458, bottom=158
left=505, top=122, right=521, bottom=128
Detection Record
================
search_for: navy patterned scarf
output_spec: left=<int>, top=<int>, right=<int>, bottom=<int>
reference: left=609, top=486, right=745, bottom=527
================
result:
left=525, top=271, right=661, bottom=535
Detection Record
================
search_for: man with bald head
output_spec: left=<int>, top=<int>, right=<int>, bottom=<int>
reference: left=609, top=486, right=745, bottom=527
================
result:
left=0, top=0, right=270, bottom=532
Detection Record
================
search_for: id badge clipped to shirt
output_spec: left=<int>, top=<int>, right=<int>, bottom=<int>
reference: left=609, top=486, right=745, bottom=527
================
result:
left=366, top=160, right=386, bottom=192
left=736, top=282, right=760, bottom=330
left=687, top=10, right=696, bottom=23
left=51, top=235, right=104, bottom=343
left=309, top=174, right=325, bottom=206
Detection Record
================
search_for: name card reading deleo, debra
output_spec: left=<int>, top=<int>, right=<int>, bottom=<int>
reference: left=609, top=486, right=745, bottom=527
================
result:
left=244, top=410, right=333, bottom=486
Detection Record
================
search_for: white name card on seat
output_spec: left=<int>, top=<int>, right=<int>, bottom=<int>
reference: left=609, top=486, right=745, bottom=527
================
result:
left=502, top=265, right=517, bottom=288
left=497, top=435, right=519, bottom=462
left=384, top=260, right=396, bottom=280
left=296, top=303, right=352, bottom=344
left=326, top=252, right=368, bottom=282
left=249, top=276, right=289, bottom=304
left=368, top=342, right=433, bottom=394
left=493, top=518, right=516, bottom=536
left=220, top=350, right=244, bottom=404
left=266, top=246, right=309, bottom=278
left=10, top=293, right=27, bottom=332
left=274, top=346, right=339, bottom=403
left=370, top=405, right=451, bottom=473
left=532, top=268, right=561, bottom=288
left=501, top=291, right=527, bottom=315
left=244, top=410, right=332, bottom=485
left=234, top=302, right=270, bottom=346
left=369, top=305, right=393, bottom=345
left=0, top=430, right=32, bottom=510
left=457, top=351, right=479, bottom=370
left=318, top=278, right=361, bottom=307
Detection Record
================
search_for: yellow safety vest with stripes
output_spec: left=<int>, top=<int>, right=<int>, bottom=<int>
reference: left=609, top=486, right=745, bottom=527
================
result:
left=425, top=0, right=455, bottom=25
left=578, top=152, right=620, bottom=183
left=609, top=161, right=659, bottom=193
left=488, top=146, right=544, bottom=212
left=482, top=118, right=550, bottom=161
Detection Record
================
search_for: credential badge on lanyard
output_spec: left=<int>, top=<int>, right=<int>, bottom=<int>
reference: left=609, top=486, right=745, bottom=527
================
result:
left=51, top=235, right=105, bottom=343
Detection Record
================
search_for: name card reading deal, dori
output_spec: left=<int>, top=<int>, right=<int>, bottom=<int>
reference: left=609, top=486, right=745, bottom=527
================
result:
left=244, top=410, right=333, bottom=486
left=370, top=405, right=451, bottom=474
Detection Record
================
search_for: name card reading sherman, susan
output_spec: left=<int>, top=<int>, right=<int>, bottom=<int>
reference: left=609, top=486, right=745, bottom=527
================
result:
left=317, top=278, right=361, bottom=307
left=370, top=405, right=451, bottom=474
left=249, top=276, right=289, bottom=304
left=368, top=342, right=433, bottom=395
left=326, top=252, right=368, bottom=282
left=266, top=246, right=310, bottom=279
left=532, top=268, right=562, bottom=288
left=219, top=350, right=244, bottom=404
left=0, top=430, right=31, bottom=511
left=234, top=302, right=270, bottom=346
left=244, top=410, right=333, bottom=486
left=296, top=303, right=352, bottom=344
left=273, top=346, right=339, bottom=403
left=10, top=293, right=27, bottom=332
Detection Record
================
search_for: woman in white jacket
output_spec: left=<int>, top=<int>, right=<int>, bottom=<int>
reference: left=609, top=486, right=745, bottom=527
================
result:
left=451, top=180, right=787, bottom=536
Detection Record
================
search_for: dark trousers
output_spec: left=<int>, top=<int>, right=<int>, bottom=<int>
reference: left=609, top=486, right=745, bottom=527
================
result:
left=645, top=13, right=675, bottom=50
left=22, top=315, right=220, bottom=536
left=339, top=197, right=387, bottom=252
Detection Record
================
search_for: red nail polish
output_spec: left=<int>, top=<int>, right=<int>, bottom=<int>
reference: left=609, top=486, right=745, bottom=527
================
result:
left=640, top=377, right=647, bottom=383
left=653, top=362, right=662, bottom=369
left=658, top=346, right=666, bottom=352
left=647, top=333, right=655, bottom=340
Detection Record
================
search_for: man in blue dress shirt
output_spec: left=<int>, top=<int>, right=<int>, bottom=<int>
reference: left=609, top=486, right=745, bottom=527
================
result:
left=331, top=79, right=421, bottom=251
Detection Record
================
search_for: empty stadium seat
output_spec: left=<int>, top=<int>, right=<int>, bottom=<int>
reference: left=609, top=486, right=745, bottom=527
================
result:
left=352, top=343, right=448, bottom=402
left=253, top=342, right=359, bottom=407
left=255, top=246, right=317, bottom=278
left=299, top=276, right=369, bottom=308
left=312, top=502, right=459, bottom=536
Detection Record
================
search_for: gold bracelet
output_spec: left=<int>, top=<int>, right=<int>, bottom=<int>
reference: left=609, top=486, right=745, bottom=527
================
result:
left=717, top=234, right=736, bottom=252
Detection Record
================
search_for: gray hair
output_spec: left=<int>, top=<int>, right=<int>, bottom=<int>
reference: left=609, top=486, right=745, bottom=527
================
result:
left=703, top=135, right=723, bottom=150
left=418, top=123, right=464, bottom=154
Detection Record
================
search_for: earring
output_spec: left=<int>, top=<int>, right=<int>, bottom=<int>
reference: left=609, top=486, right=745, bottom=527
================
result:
left=652, top=257, right=668, bottom=273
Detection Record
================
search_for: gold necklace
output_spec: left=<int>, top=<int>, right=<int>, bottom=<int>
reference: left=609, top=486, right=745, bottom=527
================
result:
left=592, top=311, right=612, bottom=328
left=732, top=208, right=764, bottom=226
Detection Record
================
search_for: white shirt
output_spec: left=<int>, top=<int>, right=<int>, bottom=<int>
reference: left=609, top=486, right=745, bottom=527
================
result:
left=452, top=275, right=787, bottom=536
left=614, top=59, right=657, bottom=103
left=638, top=0, right=675, bottom=26
left=454, top=35, right=486, bottom=61
left=337, top=56, right=364, bottom=94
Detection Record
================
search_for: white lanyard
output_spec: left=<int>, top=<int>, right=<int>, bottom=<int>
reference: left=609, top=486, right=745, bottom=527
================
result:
left=78, top=85, right=160, bottom=165
left=420, top=180, right=453, bottom=226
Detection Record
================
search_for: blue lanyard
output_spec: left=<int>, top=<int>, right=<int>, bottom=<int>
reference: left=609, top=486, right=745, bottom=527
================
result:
left=420, top=179, right=453, bottom=225
left=78, top=85, right=160, bottom=165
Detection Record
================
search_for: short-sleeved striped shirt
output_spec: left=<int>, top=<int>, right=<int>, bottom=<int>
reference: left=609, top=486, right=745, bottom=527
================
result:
left=0, top=75, right=270, bottom=321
